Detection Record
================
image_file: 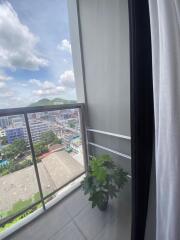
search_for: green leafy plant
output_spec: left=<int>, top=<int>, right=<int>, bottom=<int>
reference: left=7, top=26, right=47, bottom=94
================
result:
left=34, top=142, right=48, bottom=157
left=40, top=130, right=60, bottom=145
left=0, top=192, right=42, bottom=233
left=1, top=139, right=26, bottom=160
left=0, top=136, right=7, bottom=145
left=82, top=155, right=128, bottom=211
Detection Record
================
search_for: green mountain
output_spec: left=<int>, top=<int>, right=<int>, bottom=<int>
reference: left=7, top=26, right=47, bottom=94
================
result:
left=29, top=98, right=76, bottom=107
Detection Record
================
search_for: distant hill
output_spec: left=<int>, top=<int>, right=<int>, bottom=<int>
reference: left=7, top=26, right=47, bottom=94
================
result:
left=29, top=98, right=76, bottom=107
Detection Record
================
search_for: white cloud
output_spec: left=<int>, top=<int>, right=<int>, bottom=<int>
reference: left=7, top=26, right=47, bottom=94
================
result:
left=56, top=86, right=65, bottom=91
left=59, top=70, right=75, bottom=88
left=57, top=39, right=72, bottom=54
left=29, top=79, right=57, bottom=90
left=0, top=72, right=11, bottom=88
left=0, top=88, right=14, bottom=97
left=41, top=81, right=55, bottom=90
left=33, top=87, right=65, bottom=97
left=29, top=79, right=42, bottom=87
left=4, top=90, right=14, bottom=97
left=33, top=80, right=65, bottom=96
left=0, top=2, right=48, bottom=70
left=0, top=82, right=5, bottom=88
left=0, top=74, right=12, bottom=82
left=20, top=83, right=28, bottom=87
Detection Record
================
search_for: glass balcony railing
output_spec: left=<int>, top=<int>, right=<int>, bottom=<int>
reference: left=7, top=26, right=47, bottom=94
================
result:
left=0, top=103, right=87, bottom=234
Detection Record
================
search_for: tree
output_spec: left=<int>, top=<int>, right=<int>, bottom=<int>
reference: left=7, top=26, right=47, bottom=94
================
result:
left=69, top=123, right=75, bottom=129
left=34, top=142, right=48, bottom=157
left=40, top=130, right=60, bottom=145
left=0, top=136, right=7, bottom=145
left=2, top=145, right=16, bottom=160
left=1, top=139, right=26, bottom=160
left=54, top=138, right=62, bottom=144
left=13, top=139, right=26, bottom=156
left=40, top=131, right=56, bottom=145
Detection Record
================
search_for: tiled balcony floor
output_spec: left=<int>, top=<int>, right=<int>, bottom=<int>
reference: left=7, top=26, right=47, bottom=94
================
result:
left=6, top=184, right=131, bottom=240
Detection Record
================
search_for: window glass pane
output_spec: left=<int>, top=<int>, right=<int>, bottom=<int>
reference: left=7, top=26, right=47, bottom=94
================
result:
left=28, top=108, right=85, bottom=199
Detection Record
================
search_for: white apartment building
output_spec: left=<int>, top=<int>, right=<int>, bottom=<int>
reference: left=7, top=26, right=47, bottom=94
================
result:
left=11, top=116, right=25, bottom=128
left=24, top=120, right=50, bottom=143
left=0, top=116, right=9, bottom=129
left=0, top=128, right=6, bottom=138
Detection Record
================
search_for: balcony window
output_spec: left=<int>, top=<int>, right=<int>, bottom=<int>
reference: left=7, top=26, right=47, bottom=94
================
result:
left=0, top=104, right=86, bottom=234
left=0, top=0, right=131, bottom=239
left=0, top=0, right=85, bottom=234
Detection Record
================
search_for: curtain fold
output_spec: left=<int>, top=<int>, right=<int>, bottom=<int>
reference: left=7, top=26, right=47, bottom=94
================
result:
left=149, top=0, right=180, bottom=239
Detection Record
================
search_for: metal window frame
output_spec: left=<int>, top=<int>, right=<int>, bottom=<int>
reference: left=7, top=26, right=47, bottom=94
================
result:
left=0, top=103, right=87, bottom=228
left=87, top=128, right=131, bottom=160
left=0, top=103, right=83, bottom=117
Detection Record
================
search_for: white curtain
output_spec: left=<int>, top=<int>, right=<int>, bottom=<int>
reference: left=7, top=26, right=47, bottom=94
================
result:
left=149, top=0, right=180, bottom=239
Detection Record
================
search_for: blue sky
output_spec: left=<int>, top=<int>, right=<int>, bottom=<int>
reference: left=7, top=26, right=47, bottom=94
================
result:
left=0, top=0, right=76, bottom=109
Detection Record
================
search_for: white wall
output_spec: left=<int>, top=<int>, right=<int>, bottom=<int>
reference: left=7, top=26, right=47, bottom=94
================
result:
left=68, top=1, right=131, bottom=239
left=78, top=0, right=130, bottom=136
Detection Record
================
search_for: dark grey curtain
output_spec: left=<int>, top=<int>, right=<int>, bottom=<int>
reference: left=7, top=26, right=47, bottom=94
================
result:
left=128, top=0, right=154, bottom=239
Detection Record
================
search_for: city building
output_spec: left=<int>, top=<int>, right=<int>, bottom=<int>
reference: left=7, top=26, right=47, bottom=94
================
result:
left=11, top=116, right=25, bottom=128
left=4, top=119, right=51, bottom=145
left=28, top=120, right=49, bottom=142
left=0, top=128, right=6, bottom=138
left=5, top=127, right=25, bottom=144
left=70, top=137, right=82, bottom=154
left=0, top=117, right=10, bottom=129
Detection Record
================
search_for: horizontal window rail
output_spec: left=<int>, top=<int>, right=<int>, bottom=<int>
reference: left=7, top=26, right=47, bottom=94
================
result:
left=88, top=142, right=131, bottom=160
left=87, top=128, right=131, bottom=140
left=0, top=103, right=83, bottom=117
left=0, top=103, right=87, bottom=229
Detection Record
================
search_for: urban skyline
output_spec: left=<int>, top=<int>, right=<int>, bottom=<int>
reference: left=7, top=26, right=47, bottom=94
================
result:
left=0, top=108, right=84, bottom=228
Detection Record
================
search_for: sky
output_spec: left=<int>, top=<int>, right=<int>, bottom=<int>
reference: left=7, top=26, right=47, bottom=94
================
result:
left=0, top=0, right=76, bottom=109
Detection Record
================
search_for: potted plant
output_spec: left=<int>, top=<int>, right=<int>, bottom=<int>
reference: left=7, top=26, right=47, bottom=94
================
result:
left=82, top=155, right=128, bottom=211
